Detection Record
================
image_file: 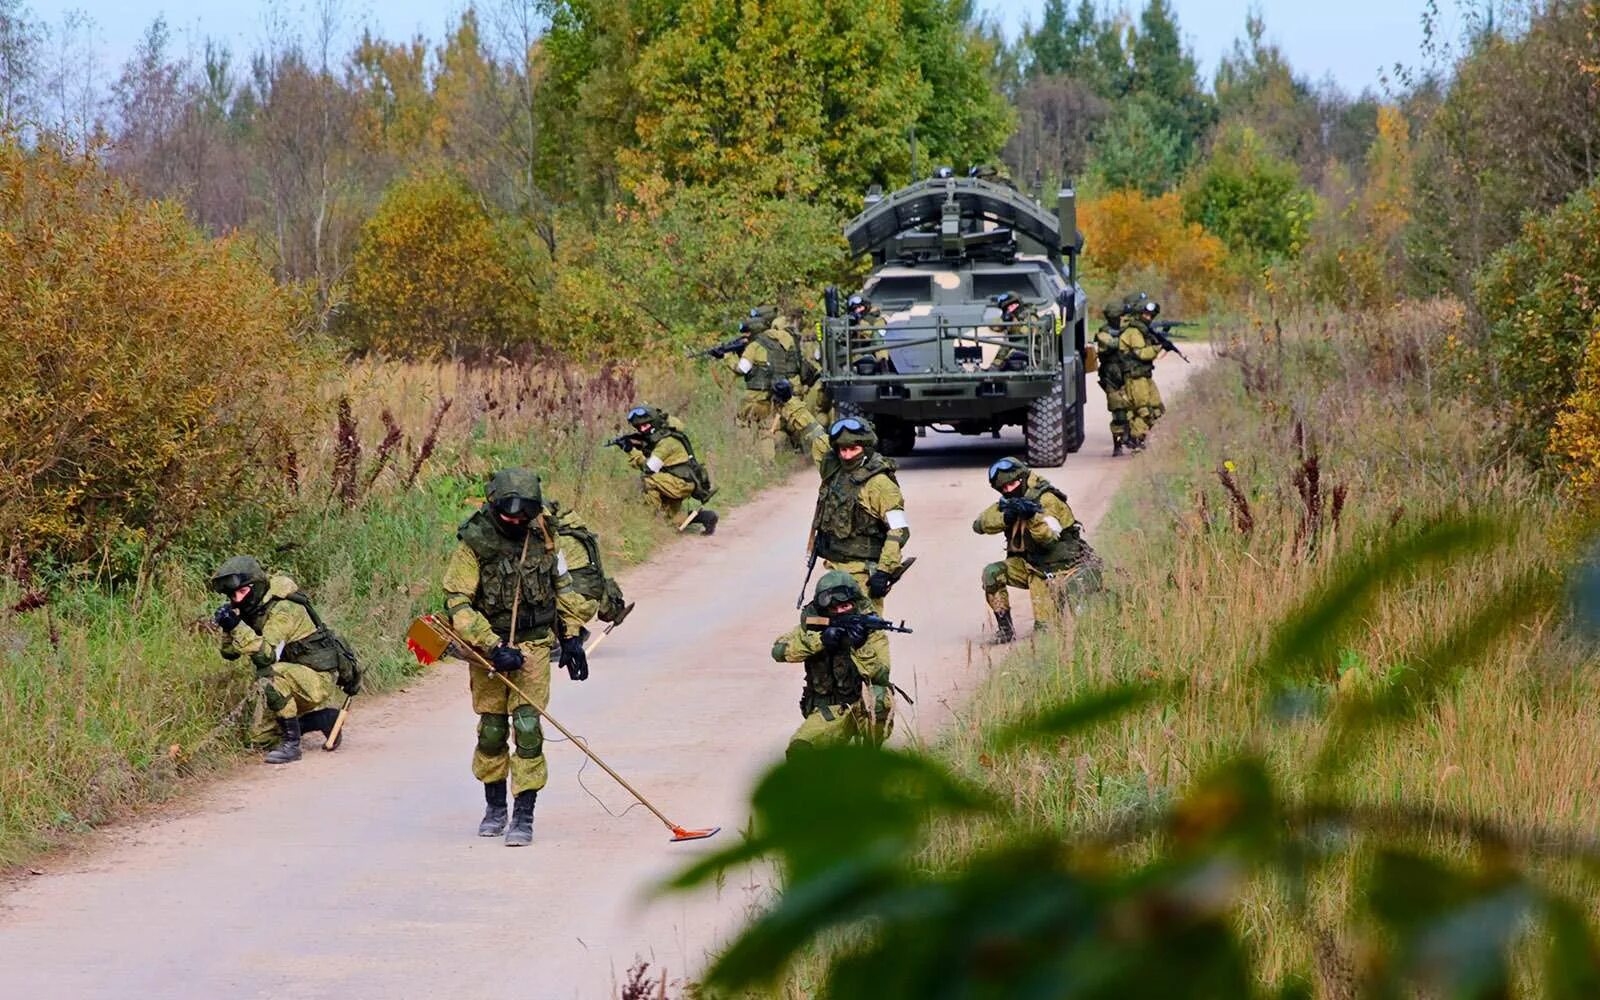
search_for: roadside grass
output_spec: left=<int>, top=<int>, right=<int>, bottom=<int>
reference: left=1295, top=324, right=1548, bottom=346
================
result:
left=916, top=299, right=1596, bottom=989
left=0, top=359, right=789, bottom=868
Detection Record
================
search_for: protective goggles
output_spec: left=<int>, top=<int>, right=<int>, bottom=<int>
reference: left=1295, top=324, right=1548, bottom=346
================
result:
left=210, top=573, right=250, bottom=595
left=627, top=406, right=650, bottom=421
left=829, top=417, right=868, bottom=437
left=817, top=587, right=857, bottom=610
left=492, top=495, right=537, bottom=519
left=988, top=457, right=1022, bottom=480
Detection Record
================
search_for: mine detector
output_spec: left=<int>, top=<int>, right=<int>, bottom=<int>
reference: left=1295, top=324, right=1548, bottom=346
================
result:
left=820, top=173, right=1088, bottom=465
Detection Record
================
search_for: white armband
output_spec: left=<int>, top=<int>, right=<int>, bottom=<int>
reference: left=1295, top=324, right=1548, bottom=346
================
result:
left=736, top=358, right=754, bottom=374
left=274, top=641, right=285, bottom=663
left=1043, top=516, right=1063, bottom=536
left=646, top=454, right=665, bottom=473
left=556, top=552, right=568, bottom=575
left=885, top=509, right=909, bottom=531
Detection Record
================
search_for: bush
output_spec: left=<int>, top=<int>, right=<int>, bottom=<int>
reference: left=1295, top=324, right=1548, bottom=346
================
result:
left=0, top=139, right=326, bottom=567
left=342, top=170, right=540, bottom=358
left=1474, top=179, right=1600, bottom=462
left=1550, top=323, right=1600, bottom=499
left=1079, top=188, right=1231, bottom=312
left=1182, top=122, right=1313, bottom=263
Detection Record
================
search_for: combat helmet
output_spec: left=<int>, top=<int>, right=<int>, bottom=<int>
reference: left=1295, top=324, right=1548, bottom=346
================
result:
left=993, top=292, right=1025, bottom=320
left=211, top=556, right=270, bottom=611
left=986, top=456, right=1030, bottom=493
left=485, top=467, right=543, bottom=539
left=1120, top=291, right=1149, bottom=315
left=827, top=415, right=878, bottom=455
left=814, top=570, right=863, bottom=612
left=1102, top=303, right=1122, bottom=325
left=627, top=404, right=667, bottom=431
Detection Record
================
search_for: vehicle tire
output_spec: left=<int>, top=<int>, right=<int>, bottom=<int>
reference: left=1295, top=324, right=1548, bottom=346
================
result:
left=877, top=416, right=916, bottom=457
left=1025, top=373, right=1068, bottom=467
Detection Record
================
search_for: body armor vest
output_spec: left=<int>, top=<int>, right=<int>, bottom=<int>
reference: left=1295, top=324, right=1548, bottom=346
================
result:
left=457, top=510, right=558, bottom=638
left=645, top=426, right=713, bottom=500
left=743, top=330, right=803, bottom=391
left=1095, top=327, right=1127, bottom=387
left=814, top=453, right=896, bottom=563
left=800, top=608, right=865, bottom=713
left=1123, top=322, right=1157, bottom=379
left=1008, top=477, right=1088, bottom=572
left=549, top=507, right=606, bottom=599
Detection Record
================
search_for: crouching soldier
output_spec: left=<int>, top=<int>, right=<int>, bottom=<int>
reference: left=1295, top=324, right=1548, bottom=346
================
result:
left=771, top=571, right=897, bottom=756
left=211, top=556, right=360, bottom=763
left=974, top=457, right=1103, bottom=642
left=612, top=404, right=719, bottom=535
left=444, top=468, right=592, bottom=846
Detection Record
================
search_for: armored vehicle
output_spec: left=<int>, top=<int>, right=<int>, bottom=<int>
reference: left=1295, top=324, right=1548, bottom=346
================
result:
left=819, top=172, right=1087, bottom=465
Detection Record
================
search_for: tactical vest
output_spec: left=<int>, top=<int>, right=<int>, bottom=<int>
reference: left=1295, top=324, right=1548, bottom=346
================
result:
left=247, top=588, right=362, bottom=691
left=815, top=453, right=897, bottom=563
left=1095, top=327, right=1127, bottom=387
left=1123, top=322, right=1157, bottom=379
left=457, top=509, right=559, bottom=638
left=1009, top=477, right=1088, bottom=572
left=744, top=329, right=803, bottom=391
left=799, top=608, right=865, bottom=714
left=646, top=425, right=715, bottom=501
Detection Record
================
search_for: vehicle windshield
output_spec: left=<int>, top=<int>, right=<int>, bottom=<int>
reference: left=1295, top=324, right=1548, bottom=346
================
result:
left=865, top=275, right=935, bottom=304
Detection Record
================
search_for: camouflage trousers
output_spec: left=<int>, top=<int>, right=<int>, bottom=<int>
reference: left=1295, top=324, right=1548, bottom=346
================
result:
left=249, top=662, right=343, bottom=744
left=1101, top=380, right=1133, bottom=446
left=787, top=687, right=894, bottom=758
left=1127, top=376, right=1165, bottom=442
left=468, top=634, right=555, bottom=796
left=641, top=470, right=697, bottom=523
left=983, top=555, right=1104, bottom=626
left=737, top=392, right=785, bottom=461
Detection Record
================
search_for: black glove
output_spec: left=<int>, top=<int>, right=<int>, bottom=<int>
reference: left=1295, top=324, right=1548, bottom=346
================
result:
left=1001, top=497, right=1042, bottom=527
left=213, top=602, right=241, bottom=631
left=845, top=622, right=871, bottom=648
left=559, top=634, right=589, bottom=681
left=866, top=570, right=893, bottom=599
left=820, top=626, right=851, bottom=652
left=771, top=378, right=794, bottom=404
left=708, top=346, right=729, bottom=360
left=490, top=644, right=525, bottom=672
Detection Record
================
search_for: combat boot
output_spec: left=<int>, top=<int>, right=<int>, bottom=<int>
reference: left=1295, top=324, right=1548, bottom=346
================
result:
left=298, top=708, right=344, bottom=751
left=693, top=509, right=719, bottom=536
left=263, top=716, right=303, bottom=764
left=505, top=790, right=537, bottom=847
left=993, top=610, right=1015, bottom=644
left=478, top=781, right=508, bottom=837
left=1112, top=439, right=1124, bottom=457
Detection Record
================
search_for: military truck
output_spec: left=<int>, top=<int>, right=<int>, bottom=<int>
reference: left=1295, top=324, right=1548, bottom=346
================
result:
left=819, top=171, right=1087, bottom=465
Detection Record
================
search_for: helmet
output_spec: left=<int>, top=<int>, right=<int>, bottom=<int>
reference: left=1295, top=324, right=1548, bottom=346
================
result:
left=1102, top=303, right=1121, bottom=325
left=210, top=555, right=268, bottom=600
left=968, top=164, right=997, bottom=179
left=846, top=293, right=870, bottom=317
left=627, top=404, right=666, bottom=430
left=1140, top=300, right=1161, bottom=319
left=1120, top=291, right=1149, bottom=314
left=933, top=165, right=955, bottom=179
left=987, top=456, right=1030, bottom=492
left=828, top=415, right=878, bottom=453
left=993, top=292, right=1024, bottom=317
left=814, top=570, right=862, bottom=611
left=749, top=305, right=778, bottom=323
left=485, top=468, right=542, bottom=538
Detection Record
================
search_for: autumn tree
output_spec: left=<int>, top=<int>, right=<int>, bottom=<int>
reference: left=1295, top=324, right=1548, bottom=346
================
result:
left=1182, top=123, right=1313, bottom=262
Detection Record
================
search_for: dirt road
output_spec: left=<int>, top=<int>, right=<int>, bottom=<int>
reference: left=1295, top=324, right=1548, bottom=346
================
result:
left=0, top=358, right=1203, bottom=999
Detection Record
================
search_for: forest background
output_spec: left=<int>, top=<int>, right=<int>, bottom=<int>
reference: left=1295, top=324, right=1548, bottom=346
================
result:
left=4, top=0, right=1600, bottom=955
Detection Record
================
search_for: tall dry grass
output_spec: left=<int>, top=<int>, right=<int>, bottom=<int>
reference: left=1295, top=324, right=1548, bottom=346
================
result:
left=926, top=299, right=1594, bottom=991
left=0, top=356, right=790, bottom=867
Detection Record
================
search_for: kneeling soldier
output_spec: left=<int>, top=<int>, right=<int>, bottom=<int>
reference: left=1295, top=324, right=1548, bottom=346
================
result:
left=612, top=404, right=719, bottom=535
left=974, top=456, right=1103, bottom=641
left=444, top=468, right=591, bottom=846
left=771, top=571, right=898, bottom=756
left=211, top=556, right=360, bottom=763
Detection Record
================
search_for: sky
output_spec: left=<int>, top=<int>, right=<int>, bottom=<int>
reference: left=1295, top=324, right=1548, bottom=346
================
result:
left=28, top=0, right=1440, bottom=97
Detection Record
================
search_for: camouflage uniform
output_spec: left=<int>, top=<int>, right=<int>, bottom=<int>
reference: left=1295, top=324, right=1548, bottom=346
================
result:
left=442, top=468, right=592, bottom=845
left=974, top=457, right=1102, bottom=641
left=1094, top=305, right=1134, bottom=453
left=846, top=296, right=892, bottom=370
left=1119, top=316, right=1166, bottom=447
left=728, top=309, right=805, bottom=459
left=808, top=417, right=911, bottom=618
left=212, top=556, right=354, bottom=763
left=620, top=405, right=718, bottom=533
left=988, top=294, right=1038, bottom=371
left=771, top=571, right=894, bottom=755
left=545, top=499, right=629, bottom=640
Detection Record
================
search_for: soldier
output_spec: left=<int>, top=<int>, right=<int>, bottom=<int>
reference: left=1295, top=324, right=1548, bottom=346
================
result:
left=808, top=416, right=910, bottom=613
left=845, top=294, right=892, bottom=373
left=973, top=456, right=1102, bottom=642
left=1120, top=299, right=1168, bottom=450
left=771, top=571, right=894, bottom=756
left=987, top=292, right=1040, bottom=371
left=613, top=404, right=719, bottom=534
left=443, top=468, right=592, bottom=846
left=211, top=556, right=360, bottom=764
left=544, top=498, right=630, bottom=647
left=727, top=305, right=806, bottom=459
left=1095, top=302, right=1134, bottom=456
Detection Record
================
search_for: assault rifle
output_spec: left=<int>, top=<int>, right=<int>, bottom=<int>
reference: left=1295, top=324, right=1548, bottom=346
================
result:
left=686, top=321, right=755, bottom=360
left=1147, top=320, right=1195, bottom=364
left=803, top=612, right=914, bottom=635
left=605, top=432, right=647, bottom=452
left=998, top=496, right=1044, bottom=521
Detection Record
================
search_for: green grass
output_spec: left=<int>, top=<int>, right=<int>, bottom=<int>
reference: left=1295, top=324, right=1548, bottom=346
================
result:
left=0, top=359, right=796, bottom=867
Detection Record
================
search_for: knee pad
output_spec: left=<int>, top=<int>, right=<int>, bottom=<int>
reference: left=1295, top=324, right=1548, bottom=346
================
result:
left=981, top=562, right=1008, bottom=592
left=511, top=705, right=544, bottom=759
left=476, top=713, right=510, bottom=756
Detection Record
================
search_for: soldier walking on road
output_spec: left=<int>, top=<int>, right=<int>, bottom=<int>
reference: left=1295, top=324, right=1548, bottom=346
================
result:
left=443, top=468, right=592, bottom=846
left=211, top=556, right=361, bottom=763
left=771, top=571, right=897, bottom=755
left=974, top=457, right=1102, bottom=642
left=1095, top=303, right=1134, bottom=456
left=1120, top=299, right=1168, bottom=450
left=807, top=416, right=911, bottom=614
left=611, top=404, right=719, bottom=535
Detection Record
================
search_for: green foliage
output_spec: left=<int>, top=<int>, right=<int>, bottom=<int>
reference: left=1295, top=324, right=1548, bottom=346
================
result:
left=1086, top=94, right=1183, bottom=195
left=1473, top=179, right=1600, bottom=461
left=901, top=0, right=1016, bottom=171
left=343, top=170, right=540, bottom=358
left=1182, top=123, right=1313, bottom=262
left=0, top=138, right=327, bottom=567
left=1128, top=0, right=1214, bottom=161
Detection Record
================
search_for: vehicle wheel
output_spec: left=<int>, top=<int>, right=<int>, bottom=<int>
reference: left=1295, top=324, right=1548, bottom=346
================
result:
left=1025, top=373, right=1068, bottom=467
left=833, top=400, right=865, bottom=424
left=877, top=416, right=916, bottom=457
left=1068, top=361, right=1087, bottom=454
